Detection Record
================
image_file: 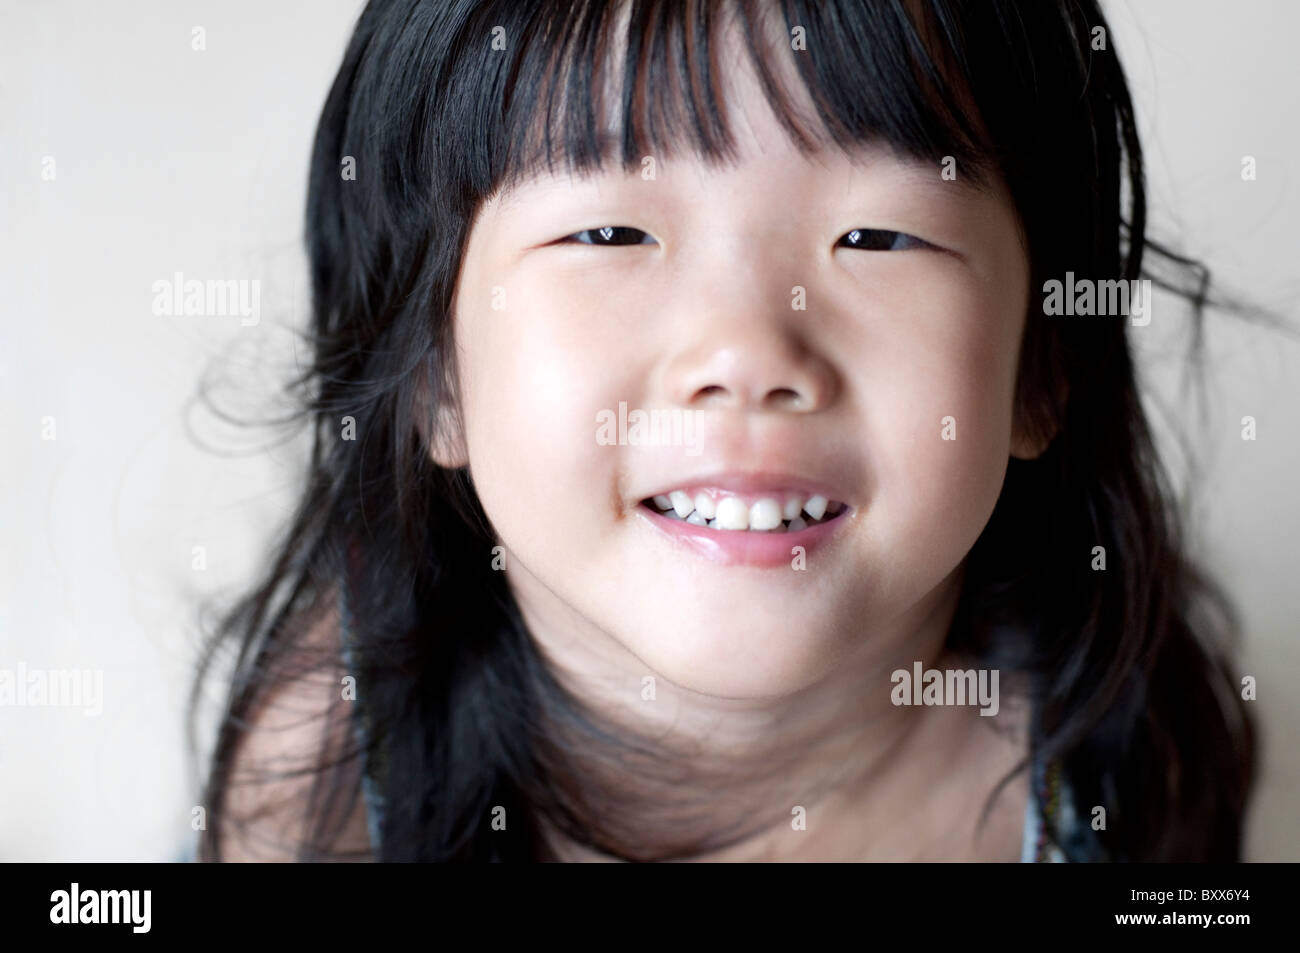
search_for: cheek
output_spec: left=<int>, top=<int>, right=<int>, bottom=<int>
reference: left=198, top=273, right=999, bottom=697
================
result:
left=847, top=263, right=1024, bottom=568
left=453, top=269, right=626, bottom=550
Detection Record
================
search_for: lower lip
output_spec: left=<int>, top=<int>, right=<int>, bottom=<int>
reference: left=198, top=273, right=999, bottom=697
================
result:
left=635, top=502, right=852, bottom=568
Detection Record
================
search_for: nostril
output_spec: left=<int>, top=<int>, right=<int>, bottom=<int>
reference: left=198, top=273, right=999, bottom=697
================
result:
left=767, top=387, right=801, bottom=407
left=687, top=384, right=812, bottom=410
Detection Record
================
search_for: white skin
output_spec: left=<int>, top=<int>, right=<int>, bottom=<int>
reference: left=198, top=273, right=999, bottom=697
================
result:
left=428, top=17, right=1051, bottom=860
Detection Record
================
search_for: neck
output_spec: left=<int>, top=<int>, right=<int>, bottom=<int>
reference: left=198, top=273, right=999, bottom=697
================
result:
left=512, top=563, right=1023, bottom=861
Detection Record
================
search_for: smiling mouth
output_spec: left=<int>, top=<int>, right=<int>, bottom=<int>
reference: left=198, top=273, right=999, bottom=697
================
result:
left=639, top=492, right=849, bottom=533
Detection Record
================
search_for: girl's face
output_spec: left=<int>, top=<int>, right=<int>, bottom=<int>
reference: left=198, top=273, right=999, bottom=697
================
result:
left=439, top=41, right=1033, bottom=699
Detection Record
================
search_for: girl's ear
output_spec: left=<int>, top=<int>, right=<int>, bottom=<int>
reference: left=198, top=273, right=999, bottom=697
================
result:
left=1009, top=421, right=1054, bottom=460
left=1009, top=379, right=1069, bottom=461
left=416, top=367, right=470, bottom=469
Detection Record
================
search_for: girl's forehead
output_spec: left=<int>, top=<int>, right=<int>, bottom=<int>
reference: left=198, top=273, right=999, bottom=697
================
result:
left=480, top=0, right=1003, bottom=214
left=488, top=131, right=996, bottom=216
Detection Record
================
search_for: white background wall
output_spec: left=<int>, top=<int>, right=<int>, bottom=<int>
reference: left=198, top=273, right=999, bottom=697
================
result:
left=2, top=0, right=1296, bottom=861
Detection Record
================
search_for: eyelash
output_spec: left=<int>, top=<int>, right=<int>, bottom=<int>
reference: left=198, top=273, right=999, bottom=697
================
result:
left=837, top=228, right=930, bottom=252
left=565, top=226, right=657, bottom=246
left=562, top=226, right=932, bottom=251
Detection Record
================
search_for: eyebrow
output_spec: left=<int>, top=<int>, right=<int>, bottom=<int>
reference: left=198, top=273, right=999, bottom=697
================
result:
left=501, top=132, right=670, bottom=193
left=836, top=140, right=999, bottom=198
left=881, top=155, right=999, bottom=201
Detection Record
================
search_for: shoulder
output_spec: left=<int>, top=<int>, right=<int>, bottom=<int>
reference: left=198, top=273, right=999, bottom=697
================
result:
left=211, top=585, right=374, bottom=862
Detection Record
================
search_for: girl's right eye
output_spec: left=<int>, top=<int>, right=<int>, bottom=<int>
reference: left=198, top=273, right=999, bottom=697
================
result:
left=837, top=228, right=931, bottom=251
left=564, top=226, right=656, bottom=246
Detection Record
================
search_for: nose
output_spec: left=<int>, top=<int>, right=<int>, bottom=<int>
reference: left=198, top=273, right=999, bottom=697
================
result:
left=671, top=342, right=834, bottom=412
left=664, top=276, right=839, bottom=414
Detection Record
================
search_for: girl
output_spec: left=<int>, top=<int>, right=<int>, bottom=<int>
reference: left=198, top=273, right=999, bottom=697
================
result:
left=190, top=0, right=1257, bottom=862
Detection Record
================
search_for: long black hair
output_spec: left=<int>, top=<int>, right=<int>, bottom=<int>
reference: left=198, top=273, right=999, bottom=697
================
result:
left=190, top=0, right=1260, bottom=861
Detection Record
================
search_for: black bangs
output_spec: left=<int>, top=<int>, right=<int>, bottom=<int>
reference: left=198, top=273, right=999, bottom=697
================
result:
left=445, top=0, right=1001, bottom=200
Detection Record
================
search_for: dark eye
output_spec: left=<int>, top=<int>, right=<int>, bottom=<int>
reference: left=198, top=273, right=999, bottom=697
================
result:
left=567, top=226, right=656, bottom=246
left=838, top=228, right=929, bottom=251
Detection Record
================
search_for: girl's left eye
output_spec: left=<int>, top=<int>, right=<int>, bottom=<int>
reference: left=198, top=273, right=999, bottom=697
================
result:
left=565, top=226, right=656, bottom=246
left=837, top=228, right=930, bottom=251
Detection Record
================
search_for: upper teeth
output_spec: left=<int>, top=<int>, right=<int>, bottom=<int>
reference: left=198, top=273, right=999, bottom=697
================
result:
left=647, top=490, right=843, bottom=531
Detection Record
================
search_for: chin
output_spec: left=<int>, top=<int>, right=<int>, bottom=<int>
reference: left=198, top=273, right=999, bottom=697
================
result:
left=620, top=608, right=846, bottom=700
